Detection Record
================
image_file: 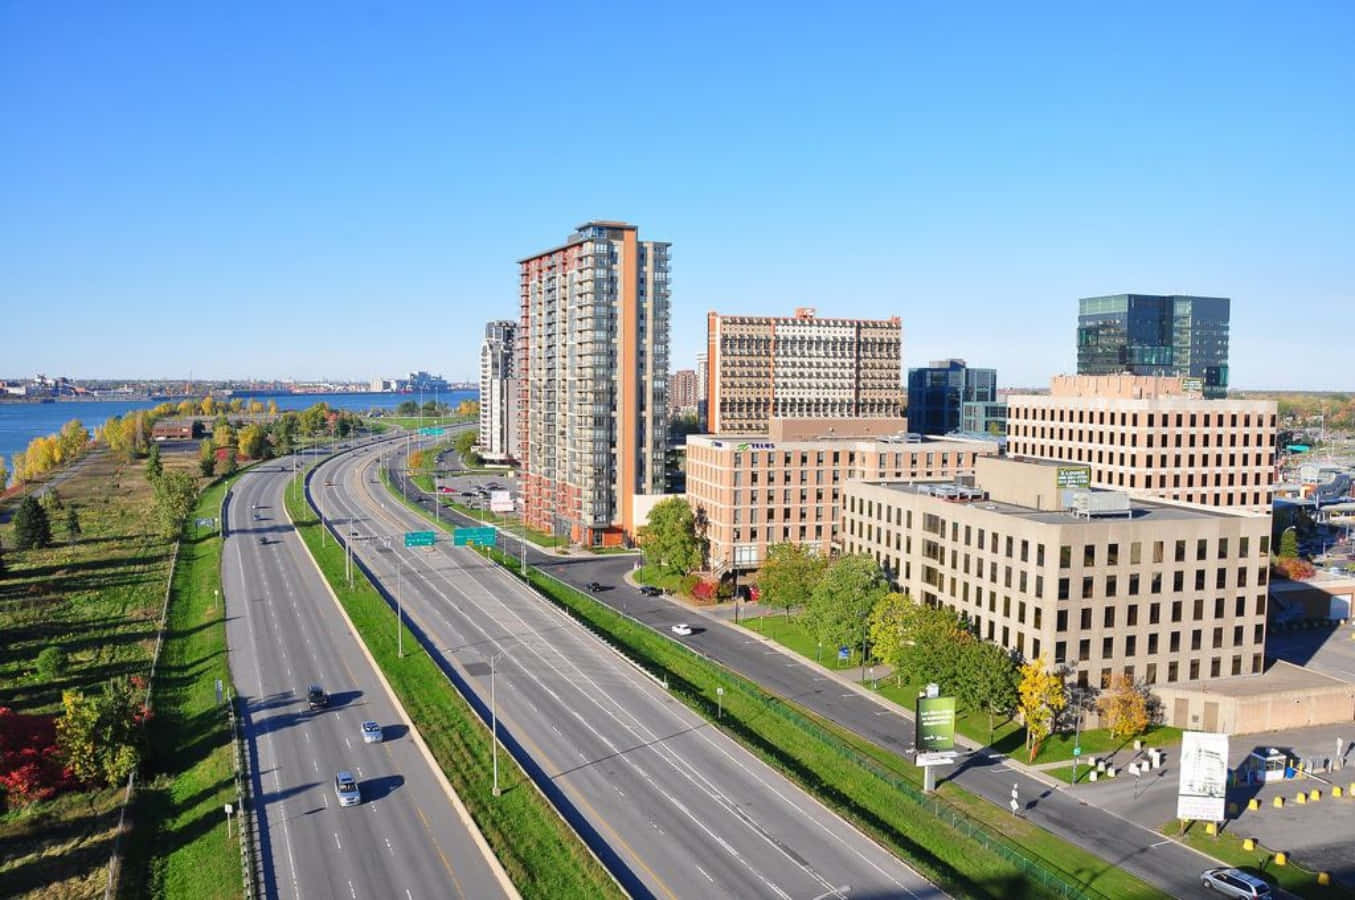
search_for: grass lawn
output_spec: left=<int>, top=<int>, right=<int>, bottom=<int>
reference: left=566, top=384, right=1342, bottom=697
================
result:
left=1028, top=724, right=1183, bottom=767
left=483, top=544, right=1164, bottom=900
left=117, top=473, right=244, bottom=899
left=1160, top=820, right=1348, bottom=899
left=0, top=446, right=206, bottom=898
left=383, top=468, right=557, bottom=548
left=286, top=475, right=620, bottom=900
left=369, top=415, right=473, bottom=431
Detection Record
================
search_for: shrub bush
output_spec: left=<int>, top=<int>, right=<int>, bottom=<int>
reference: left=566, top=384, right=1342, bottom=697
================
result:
left=35, top=646, right=68, bottom=680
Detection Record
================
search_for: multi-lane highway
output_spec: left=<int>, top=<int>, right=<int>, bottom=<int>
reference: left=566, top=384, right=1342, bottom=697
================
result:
left=223, top=449, right=513, bottom=900
left=316, top=440, right=942, bottom=900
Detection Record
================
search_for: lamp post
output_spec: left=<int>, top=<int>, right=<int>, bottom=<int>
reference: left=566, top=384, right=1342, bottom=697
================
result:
left=1071, top=686, right=1085, bottom=785
left=491, top=650, right=506, bottom=796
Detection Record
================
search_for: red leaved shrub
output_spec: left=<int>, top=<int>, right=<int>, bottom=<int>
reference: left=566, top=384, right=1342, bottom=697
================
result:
left=0, top=707, right=75, bottom=808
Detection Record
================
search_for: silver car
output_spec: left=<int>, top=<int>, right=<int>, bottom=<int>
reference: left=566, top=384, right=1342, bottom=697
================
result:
left=1200, top=868, right=1272, bottom=898
left=361, top=721, right=383, bottom=744
left=334, top=771, right=361, bottom=807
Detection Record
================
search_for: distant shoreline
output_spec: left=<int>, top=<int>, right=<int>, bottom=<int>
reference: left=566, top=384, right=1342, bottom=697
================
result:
left=0, top=389, right=474, bottom=406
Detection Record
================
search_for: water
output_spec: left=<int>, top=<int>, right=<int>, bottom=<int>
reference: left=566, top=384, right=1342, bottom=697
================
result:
left=0, top=390, right=475, bottom=486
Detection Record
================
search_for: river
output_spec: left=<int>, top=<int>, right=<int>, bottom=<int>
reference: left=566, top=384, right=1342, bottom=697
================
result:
left=0, top=390, right=475, bottom=486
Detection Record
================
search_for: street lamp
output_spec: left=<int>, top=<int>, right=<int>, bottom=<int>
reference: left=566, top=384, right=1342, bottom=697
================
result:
left=491, top=650, right=506, bottom=796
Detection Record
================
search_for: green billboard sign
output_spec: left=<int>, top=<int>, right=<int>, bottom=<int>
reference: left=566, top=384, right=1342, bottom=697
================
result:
left=915, top=696, right=957, bottom=753
left=418, top=427, right=445, bottom=436
left=453, top=526, right=497, bottom=547
left=404, top=531, right=436, bottom=548
left=1055, top=465, right=1091, bottom=489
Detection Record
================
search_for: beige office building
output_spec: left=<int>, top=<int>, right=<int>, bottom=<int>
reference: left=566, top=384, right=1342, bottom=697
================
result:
left=685, top=419, right=996, bottom=570
left=518, top=221, right=669, bottom=546
left=705, top=308, right=903, bottom=434
left=1005, top=375, right=1277, bottom=512
left=841, top=457, right=1271, bottom=689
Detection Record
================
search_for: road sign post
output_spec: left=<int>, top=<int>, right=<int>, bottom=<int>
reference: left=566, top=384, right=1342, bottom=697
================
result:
left=404, top=531, right=436, bottom=548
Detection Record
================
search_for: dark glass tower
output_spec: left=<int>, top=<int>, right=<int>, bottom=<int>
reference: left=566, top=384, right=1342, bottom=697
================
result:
left=907, top=359, right=997, bottom=435
left=1076, top=295, right=1229, bottom=396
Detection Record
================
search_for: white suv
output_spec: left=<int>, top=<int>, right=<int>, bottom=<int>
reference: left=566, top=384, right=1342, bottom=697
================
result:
left=1201, top=868, right=1272, bottom=898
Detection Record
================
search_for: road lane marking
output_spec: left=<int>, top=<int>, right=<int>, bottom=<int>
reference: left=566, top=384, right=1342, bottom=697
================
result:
left=334, top=832, right=342, bottom=850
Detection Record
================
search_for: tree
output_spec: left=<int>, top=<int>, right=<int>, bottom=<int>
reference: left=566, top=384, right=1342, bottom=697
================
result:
left=0, top=537, right=6, bottom=579
left=1097, top=675, right=1150, bottom=742
left=55, top=677, right=146, bottom=787
left=758, top=543, right=826, bottom=618
left=36, top=646, right=68, bottom=679
left=803, top=554, right=886, bottom=657
left=956, top=641, right=1020, bottom=743
left=198, top=440, right=216, bottom=477
left=64, top=507, right=81, bottom=541
left=145, top=443, right=163, bottom=481
left=639, top=497, right=705, bottom=575
left=0, top=456, right=8, bottom=490
left=151, top=470, right=198, bottom=537
left=55, top=689, right=101, bottom=784
left=397, top=399, right=418, bottom=416
left=267, top=399, right=279, bottom=416
left=1017, top=656, right=1066, bottom=762
left=1278, top=526, right=1299, bottom=559
left=41, top=487, right=64, bottom=513
left=237, top=424, right=267, bottom=460
left=13, top=496, right=53, bottom=550
left=454, top=430, right=477, bottom=455
left=870, top=596, right=971, bottom=691
left=218, top=450, right=238, bottom=477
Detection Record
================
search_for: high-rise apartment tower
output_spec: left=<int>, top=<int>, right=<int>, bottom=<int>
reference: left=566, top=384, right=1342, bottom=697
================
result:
left=479, top=320, right=517, bottom=461
left=517, top=221, right=670, bottom=546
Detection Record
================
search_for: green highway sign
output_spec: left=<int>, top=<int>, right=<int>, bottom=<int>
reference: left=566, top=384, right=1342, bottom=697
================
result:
left=404, top=531, right=436, bottom=548
left=453, top=526, right=497, bottom=547
left=417, top=427, right=446, bottom=436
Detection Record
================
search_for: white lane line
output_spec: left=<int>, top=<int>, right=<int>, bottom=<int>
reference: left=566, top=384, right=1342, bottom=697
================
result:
left=313, top=759, right=319, bottom=773
left=385, top=837, right=394, bottom=855
left=335, top=831, right=342, bottom=850
left=697, top=864, right=715, bottom=883
left=348, top=881, right=356, bottom=899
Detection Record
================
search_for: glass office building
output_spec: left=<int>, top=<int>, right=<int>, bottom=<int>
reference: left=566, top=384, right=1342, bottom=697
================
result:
left=1077, top=295, right=1230, bottom=397
left=907, top=359, right=997, bottom=435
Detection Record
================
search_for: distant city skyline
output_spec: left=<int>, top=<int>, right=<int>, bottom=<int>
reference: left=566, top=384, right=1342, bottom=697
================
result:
left=3, top=5, right=1351, bottom=389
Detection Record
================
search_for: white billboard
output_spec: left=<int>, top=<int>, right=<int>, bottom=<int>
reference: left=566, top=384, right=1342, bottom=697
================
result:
left=1177, top=731, right=1229, bottom=821
left=489, top=490, right=514, bottom=513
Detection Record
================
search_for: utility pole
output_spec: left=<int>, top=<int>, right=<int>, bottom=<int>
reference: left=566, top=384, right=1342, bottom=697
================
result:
left=491, top=650, right=505, bottom=796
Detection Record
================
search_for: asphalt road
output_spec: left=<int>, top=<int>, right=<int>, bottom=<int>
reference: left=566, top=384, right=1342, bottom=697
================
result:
left=222, top=447, right=511, bottom=900
left=382, top=445, right=1224, bottom=900
left=319, top=442, right=942, bottom=900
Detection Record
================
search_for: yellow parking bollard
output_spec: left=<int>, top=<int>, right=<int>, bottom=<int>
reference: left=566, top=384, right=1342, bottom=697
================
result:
left=1319, top=873, right=1332, bottom=885
left=1275, top=852, right=1288, bottom=866
left=1334, top=786, right=1343, bottom=798
left=1243, top=838, right=1256, bottom=851
left=1248, top=798, right=1260, bottom=810
left=1296, top=792, right=1307, bottom=804
left=1205, top=822, right=1217, bottom=835
left=1309, top=789, right=1321, bottom=802
left=1274, top=795, right=1285, bottom=808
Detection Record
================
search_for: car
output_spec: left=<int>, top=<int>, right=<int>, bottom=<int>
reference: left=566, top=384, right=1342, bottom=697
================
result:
left=670, top=623, right=694, bottom=636
left=361, top=721, right=383, bottom=744
left=258, top=536, right=266, bottom=545
left=639, top=585, right=662, bottom=597
left=585, top=581, right=604, bottom=593
left=306, top=685, right=328, bottom=710
left=1200, top=867, right=1273, bottom=898
left=334, top=771, right=361, bottom=807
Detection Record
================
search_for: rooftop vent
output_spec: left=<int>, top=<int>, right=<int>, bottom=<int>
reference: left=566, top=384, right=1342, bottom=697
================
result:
left=1067, top=490, right=1132, bottom=519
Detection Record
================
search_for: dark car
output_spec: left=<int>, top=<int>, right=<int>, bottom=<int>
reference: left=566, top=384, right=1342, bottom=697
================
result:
left=306, top=685, right=328, bottom=710
left=586, top=581, right=604, bottom=593
left=639, top=585, right=662, bottom=597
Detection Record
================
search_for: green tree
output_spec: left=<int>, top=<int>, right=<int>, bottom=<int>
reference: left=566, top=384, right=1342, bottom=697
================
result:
left=639, top=497, right=705, bottom=575
left=56, top=689, right=102, bottom=784
left=151, top=470, right=198, bottom=537
left=36, top=645, right=68, bottom=679
left=237, top=423, right=267, bottom=459
left=13, top=496, right=53, bottom=550
left=870, top=595, right=971, bottom=691
left=41, top=487, right=64, bottom=513
left=0, top=535, right=7, bottom=578
left=803, top=554, right=886, bottom=658
left=397, top=399, right=418, bottom=416
left=145, top=443, right=163, bottom=481
left=758, top=542, right=826, bottom=618
left=65, top=506, right=82, bottom=541
left=1279, top=526, right=1299, bottom=559
left=198, top=439, right=217, bottom=477
left=1017, top=656, right=1066, bottom=761
left=454, top=429, right=477, bottom=456
left=218, top=450, right=238, bottom=477
left=956, top=641, right=1020, bottom=743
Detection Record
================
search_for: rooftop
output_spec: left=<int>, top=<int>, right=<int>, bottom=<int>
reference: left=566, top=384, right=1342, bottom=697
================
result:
left=871, top=479, right=1232, bottom=524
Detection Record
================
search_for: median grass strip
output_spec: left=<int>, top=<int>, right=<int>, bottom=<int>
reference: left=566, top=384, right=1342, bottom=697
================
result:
left=284, top=478, right=620, bottom=900
left=475, top=544, right=1159, bottom=900
left=118, top=473, right=243, bottom=899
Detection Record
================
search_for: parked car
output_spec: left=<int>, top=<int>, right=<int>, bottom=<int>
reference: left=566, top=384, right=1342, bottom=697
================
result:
left=586, top=582, right=604, bottom=593
left=670, top=623, right=693, bottom=636
left=334, top=771, right=361, bottom=807
left=1200, top=868, right=1272, bottom=898
left=361, top=721, right=383, bottom=744
left=306, top=685, right=328, bottom=710
left=639, top=585, right=662, bottom=597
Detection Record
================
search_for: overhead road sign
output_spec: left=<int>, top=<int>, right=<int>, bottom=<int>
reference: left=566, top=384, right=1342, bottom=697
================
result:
left=404, top=531, right=436, bottom=548
left=453, top=526, right=497, bottom=547
left=418, top=427, right=445, bottom=436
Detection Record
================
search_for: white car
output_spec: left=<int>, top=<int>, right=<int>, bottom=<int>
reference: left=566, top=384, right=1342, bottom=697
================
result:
left=670, top=623, right=693, bottom=636
left=334, top=771, right=361, bottom=807
left=361, top=721, right=383, bottom=744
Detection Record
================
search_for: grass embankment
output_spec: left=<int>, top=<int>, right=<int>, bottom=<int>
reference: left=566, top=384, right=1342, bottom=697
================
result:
left=475, top=542, right=1164, bottom=900
left=117, top=474, right=243, bottom=899
left=744, top=615, right=1182, bottom=764
left=285, top=474, right=620, bottom=900
left=371, top=415, right=473, bottom=431
left=1160, top=821, right=1349, bottom=899
left=0, top=449, right=199, bottom=897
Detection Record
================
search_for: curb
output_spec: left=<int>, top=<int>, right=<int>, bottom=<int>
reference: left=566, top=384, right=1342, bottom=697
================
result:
left=284, top=466, right=523, bottom=900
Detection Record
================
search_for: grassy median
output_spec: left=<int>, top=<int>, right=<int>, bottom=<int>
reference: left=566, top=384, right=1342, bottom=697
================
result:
left=285, top=476, right=620, bottom=900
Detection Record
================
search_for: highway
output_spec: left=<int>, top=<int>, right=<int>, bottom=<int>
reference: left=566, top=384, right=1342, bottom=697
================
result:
left=391, top=441, right=1221, bottom=900
left=222, top=447, right=513, bottom=900
left=317, top=441, right=943, bottom=900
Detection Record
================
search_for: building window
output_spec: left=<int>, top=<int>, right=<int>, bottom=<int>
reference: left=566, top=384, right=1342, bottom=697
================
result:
left=1078, top=639, right=1090, bottom=662
left=1107, top=543, right=1119, bottom=566
left=1106, top=575, right=1117, bottom=597
left=1191, top=629, right=1202, bottom=651
left=1147, top=633, right=1158, bottom=654
left=1149, top=602, right=1160, bottom=625
left=1060, top=545, right=1071, bottom=568
left=1084, top=545, right=1096, bottom=567
left=1058, top=577, right=1070, bottom=600
left=1080, top=608, right=1092, bottom=629
left=1170, top=631, right=1181, bottom=652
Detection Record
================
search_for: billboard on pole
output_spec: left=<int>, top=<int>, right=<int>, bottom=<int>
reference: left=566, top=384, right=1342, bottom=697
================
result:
left=915, top=696, right=957, bottom=753
left=1177, top=731, right=1229, bottom=821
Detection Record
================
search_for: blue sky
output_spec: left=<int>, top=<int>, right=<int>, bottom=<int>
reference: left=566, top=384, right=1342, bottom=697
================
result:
left=3, top=2, right=1351, bottom=389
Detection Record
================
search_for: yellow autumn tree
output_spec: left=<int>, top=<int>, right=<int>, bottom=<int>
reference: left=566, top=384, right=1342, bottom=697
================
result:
left=1097, top=674, right=1150, bottom=741
left=1018, top=655, right=1066, bottom=761
left=266, top=399, right=279, bottom=415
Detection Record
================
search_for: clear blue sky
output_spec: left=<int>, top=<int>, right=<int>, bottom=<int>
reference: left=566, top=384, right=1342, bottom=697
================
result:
left=3, top=2, right=1351, bottom=390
